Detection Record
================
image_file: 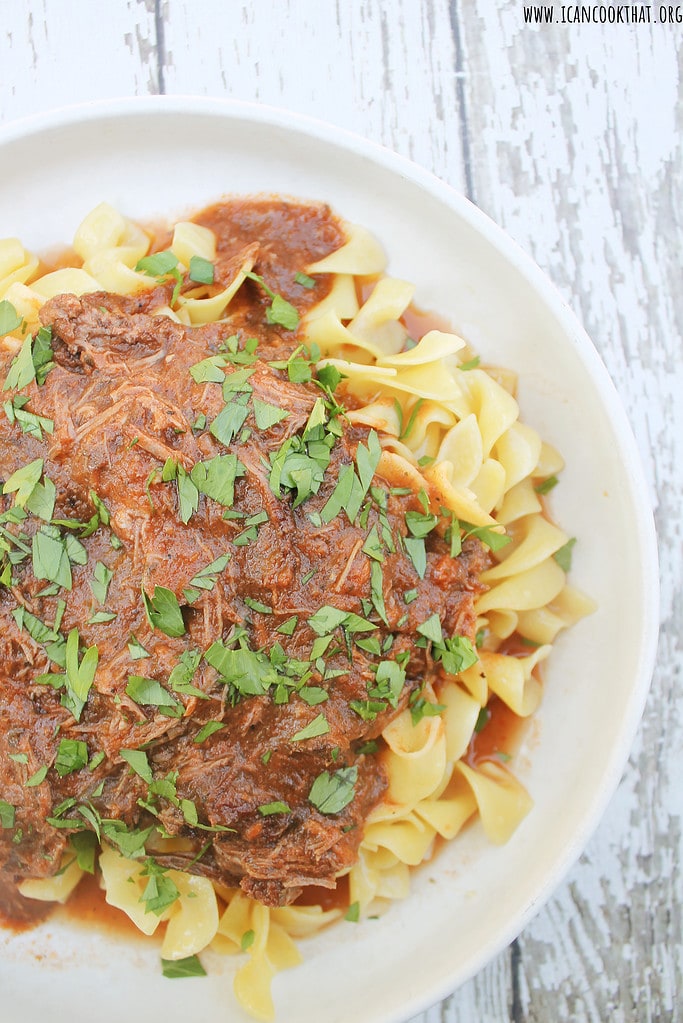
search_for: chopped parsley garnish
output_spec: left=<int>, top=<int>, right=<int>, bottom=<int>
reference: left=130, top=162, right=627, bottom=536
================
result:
left=44, top=628, right=99, bottom=721
left=209, top=393, right=250, bottom=446
left=246, top=271, right=300, bottom=330
left=553, top=537, right=576, bottom=572
left=194, top=721, right=224, bottom=744
left=161, top=954, right=207, bottom=980
left=90, top=560, right=113, bottom=604
left=458, top=356, right=481, bottom=371
left=3, top=457, right=45, bottom=507
left=307, top=605, right=376, bottom=636
left=258, top=801, right=291, bottom=816
left=119, top=749, right=153, bottom=783
left=345, top=901, right=360, bottom=922
left=190, top=453, right=245, bottom=510
left=474, top=707, right=490, bottom=733
left=189, top=354, right=230, bottom=384
left=25, top=765, right=48, bottom=787
left=182, top=552, right=230, bottom=604
left=3, top=394, right=54, bottom=439
left=2, top=326, right=54, bottom=390
left=252, top=397, right=289, bottom=430
left=0, top=299, right=22, bottom=335
left=139, top=859, right=181, bottom=915
left=399, top=399, right=424, bottom=441
left=0, top=801, right=16, bottom=828
left=294, top=271, right=316, bottom=289
left=404, top=509, right=438, bottom=538
left=535, top=475, right=559, bottom=495
left=136, top=250, right=179, bottom=277
left=308, top=766, right=358, bottom=815
left=141, top=584, right=186, bottom=637
left=168, top=649, right=206, bottom=698
left=54, top=738, right=88, bottom=777
left=459, top=520, right=511, bottom=553
left=416, top=613, right=478, bottom=677
left=291, top=713, right=330, bottom=742
left=125, top=675, right=183, bottom=717
left=188, top=255, right=215, bottom=285
left=128, top=634, right=150, bottom=660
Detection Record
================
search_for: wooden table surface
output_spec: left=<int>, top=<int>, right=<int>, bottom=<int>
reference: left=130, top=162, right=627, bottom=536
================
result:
left=1, top=2, right=680, bottom=1021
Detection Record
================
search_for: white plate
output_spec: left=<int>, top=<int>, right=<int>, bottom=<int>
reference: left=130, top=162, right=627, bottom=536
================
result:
left=0, top=97, right=659, bottom=1023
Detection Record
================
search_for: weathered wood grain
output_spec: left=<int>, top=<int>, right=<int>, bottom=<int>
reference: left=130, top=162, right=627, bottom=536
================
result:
left=0, top=1, right=680, bottom=1021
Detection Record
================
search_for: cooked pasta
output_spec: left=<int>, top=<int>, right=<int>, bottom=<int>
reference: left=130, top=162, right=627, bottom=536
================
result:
left=0, top=198, right=594, bottom=1021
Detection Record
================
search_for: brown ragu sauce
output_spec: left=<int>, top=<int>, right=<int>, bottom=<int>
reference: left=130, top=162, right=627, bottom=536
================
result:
left=0, top=194, right=494, bottom=929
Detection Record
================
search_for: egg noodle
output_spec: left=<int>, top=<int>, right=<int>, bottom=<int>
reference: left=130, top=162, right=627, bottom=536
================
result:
left=0, top=203, right=594, bottom=1021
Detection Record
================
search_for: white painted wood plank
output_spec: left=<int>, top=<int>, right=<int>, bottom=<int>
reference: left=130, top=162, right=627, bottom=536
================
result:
left=0, top=0, right=159, bottom=122
left=452, top=6, right=682, bottom=1022
left=160, top=0, right=468, bottom=193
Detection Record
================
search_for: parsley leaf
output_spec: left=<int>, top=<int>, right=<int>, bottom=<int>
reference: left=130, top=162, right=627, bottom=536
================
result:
left=0, top=299, right=22, bottom=335
left=291, top=713, right=330, bottom=742
left=142, top=585, right=186, bottom=637
left=308, top=766, right=358, bottom=815
left=54, top=738, right=89, bottom=777
left=161, top=955, right=206, bottom=979
left=188, top=255, right=215, bottom=285
left=553, top=537, right=576, bottom=572
left=253, top=397, right=289, bottom=430
left=125, top=676, right=183, bottom=717
left=258, top=801, right=291, bottom=816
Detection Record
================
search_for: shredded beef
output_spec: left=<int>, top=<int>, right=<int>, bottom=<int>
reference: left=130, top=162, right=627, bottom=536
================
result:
left=0, top=199, right=489, bottom=918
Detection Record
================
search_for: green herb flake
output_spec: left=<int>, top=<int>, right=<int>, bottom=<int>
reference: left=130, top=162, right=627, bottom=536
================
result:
left=128, top=634, right=150, bottom=660
left=276, top=615, right=298, bottom=637
left=409, top=697, right=446, bottom=726
left=194, top=721, right=224, bottom=744
left=54, top=738, right=88, bottom=777
left=404, top=535, right=427, bottom=579
left=460, top=520, right=512, bottom=553
left=474, top=707, right=490, bottom=733
left=120, top=748, right=153, bottom=783
left=90, top=560, right=113, bottom=605
left=253, top=397, right=289, bottom=431
left=61, top=628, right=99, bottom=720
left=3, top=457, right=44, bottom=507
left=458, top=356, right=481, bottom=371
left=25, top=764, right=48, bottom=787
left=32, top=527, right=72, bottom=590
left=417, top=613, right=444, bottom=645
left=190, top=453, right=245, bottom=509
left=189, top=354, right=228, bottom=384
left=294, top=271, right=316, bottom=289
left=126, top=676, right=183, bottom=717
left=241, top=929, right=256, bottom=951
left=258, top=801, right=291, bottom=816
left=291, top=713, right=330, bottom=742
left=308, top=766, right=358, bottom=815
left=345, top=901, right=360, bottom=922
left=189, top=255, right=215, bottom=285
left=142, top=585, right=186, bottom=638
left=2, top=333, right=34, bottom=390
left=136, top=250, right=179, bottom=277
left=554, top=537, right=576, bottom=572
left=535, top=475, right=559, bottom=495
left=70, top=831, right=98, bottom=874
left=168, top=649, right=206, bottom=698
left=405, top=509, right=438, bottom=538
left=0, top=300, right=22, bottom=335
left=298, top=686, right=328, bottom=706
left=0, top=801, right=16, bottom=829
